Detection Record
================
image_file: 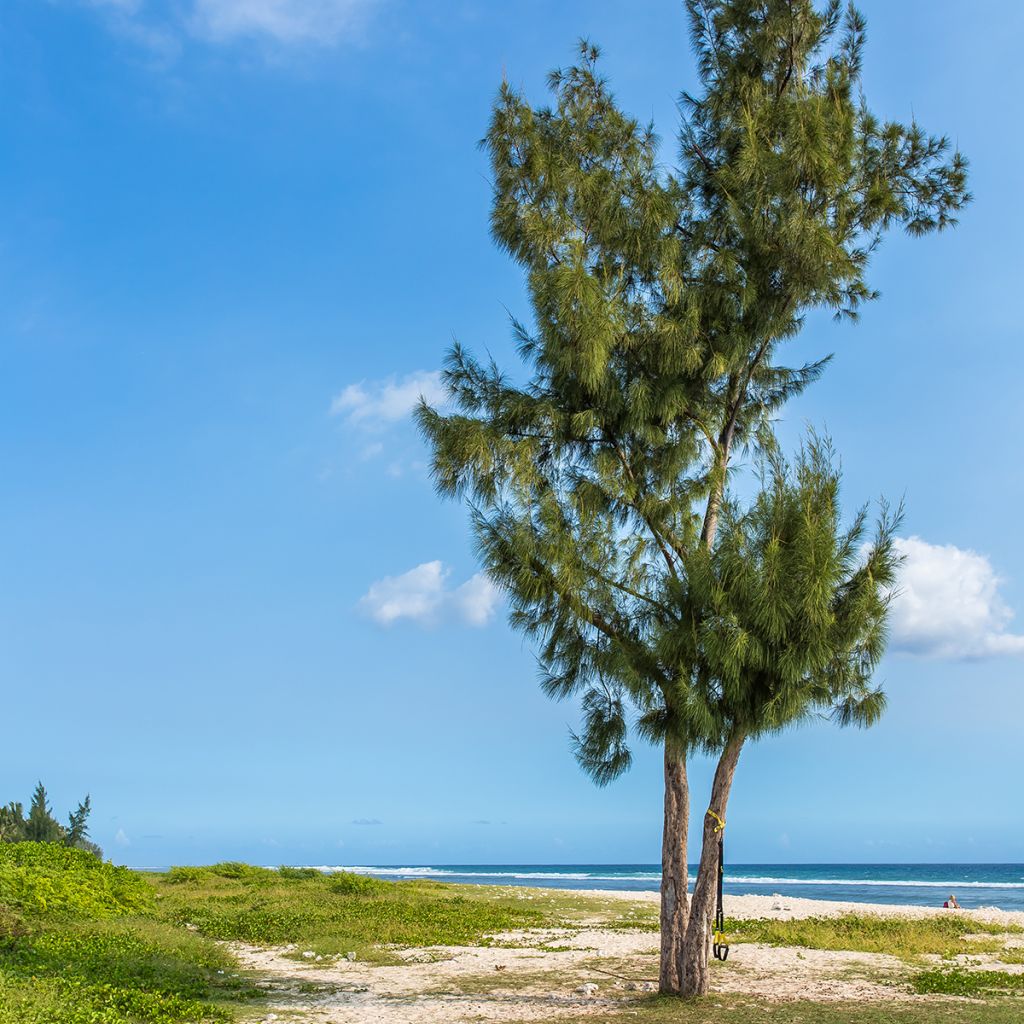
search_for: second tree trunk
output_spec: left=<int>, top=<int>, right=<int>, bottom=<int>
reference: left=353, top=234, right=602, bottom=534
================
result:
left=681, top=733, right=744, bottom=997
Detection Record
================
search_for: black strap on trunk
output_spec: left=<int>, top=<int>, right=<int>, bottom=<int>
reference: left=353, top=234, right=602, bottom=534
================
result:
left=712, top=833, right=729, bottom=961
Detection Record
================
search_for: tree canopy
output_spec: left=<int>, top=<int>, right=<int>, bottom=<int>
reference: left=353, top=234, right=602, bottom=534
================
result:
left=0, top=783, right=100, bottom=859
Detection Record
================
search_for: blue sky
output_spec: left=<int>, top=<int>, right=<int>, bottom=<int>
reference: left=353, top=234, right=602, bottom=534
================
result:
left=1, top=0, right=1022, bottom=868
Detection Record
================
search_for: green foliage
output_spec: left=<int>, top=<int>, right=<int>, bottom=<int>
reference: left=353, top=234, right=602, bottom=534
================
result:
left=0, top=852, right=263, bottom=1024
left=727, top=913, right=1014, bottom=958
left=152, top=867, right=548, bottom=960
left=198, top=861, right=275, bottom=881
left=419, top=1, right=967, bottom=778
left=329, top=871, right=388, bottom=894
left=0, top=906, right=27, bottom=941
left=278, top=865, right=325, bottom=880
left=0, top=920, right=259, bottom=1024
left=163, top=865, right=208, bottom=884
left=24, top=785, right=63, bottom=845
left=0, top=843, right=152, bottom=919
left=911, top=968, right=1024, bottom=997
left=584, top=994, right=1024, bottom=1024
left=1, top=784, right=99, bottom=858
left=678, top=438, right=901, bottom=749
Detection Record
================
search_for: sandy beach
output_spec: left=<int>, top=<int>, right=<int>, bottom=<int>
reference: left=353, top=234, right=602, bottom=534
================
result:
left=590, top=888, right=1024, bottom=928
left=234, top=886, right=1024, bottom=1023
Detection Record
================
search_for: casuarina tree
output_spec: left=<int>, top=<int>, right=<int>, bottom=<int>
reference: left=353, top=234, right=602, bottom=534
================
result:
left=418, top=0, right=967, bottom=995
left=1, top=783, right=98, bottom=856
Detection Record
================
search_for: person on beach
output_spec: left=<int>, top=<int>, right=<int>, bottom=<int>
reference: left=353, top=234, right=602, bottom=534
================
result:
left=944, top=894, right=960, bottom=909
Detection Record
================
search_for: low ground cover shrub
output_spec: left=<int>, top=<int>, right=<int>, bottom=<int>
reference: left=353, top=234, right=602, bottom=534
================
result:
left=911, top=968, right=1024, bottom=997
left=0, top=917, right=261, bottom=1024
left=727, top=913, right=1012, bottom=958
left=0, top=843, right=152, bottom=919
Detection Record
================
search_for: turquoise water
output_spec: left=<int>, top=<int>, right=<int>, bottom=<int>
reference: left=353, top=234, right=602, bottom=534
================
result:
left=325, top=864, right=1024, bottom=911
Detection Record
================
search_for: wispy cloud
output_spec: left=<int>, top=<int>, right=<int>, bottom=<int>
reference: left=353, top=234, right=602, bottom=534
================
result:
left=190, top=0, right=376, bottom=45
left=330, top=370, right=443, bottom=428
left=73, top=0, right=380, bottom=54
left=889, top=536, right=1024, bottom=659
left=359, top=561, right=501, bottom=628
left=351, top=817, right=382, bottom=826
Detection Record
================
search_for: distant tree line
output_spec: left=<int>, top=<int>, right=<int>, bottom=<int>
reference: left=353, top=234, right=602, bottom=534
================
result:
left=0, top=782, right=102, bottom=858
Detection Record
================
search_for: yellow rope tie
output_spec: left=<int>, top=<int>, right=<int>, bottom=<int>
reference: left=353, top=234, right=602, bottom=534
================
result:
left=706, top=809, right=725, bottom=833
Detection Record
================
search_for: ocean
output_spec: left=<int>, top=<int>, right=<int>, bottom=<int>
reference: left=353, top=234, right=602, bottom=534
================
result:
left=325, top=864, right=1024, bottom=911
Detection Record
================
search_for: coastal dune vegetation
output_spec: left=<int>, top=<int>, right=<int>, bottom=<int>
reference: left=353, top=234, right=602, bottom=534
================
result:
left=3, top=844, right=1024, bottom=1023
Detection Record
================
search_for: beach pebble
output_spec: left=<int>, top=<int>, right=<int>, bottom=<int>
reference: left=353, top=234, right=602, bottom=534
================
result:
left=185, top=923, right=198, bottom=931
left=576, top=983, right=599, bottom=996
left=301, top=951, right=316, bottom=959
left=346, top=951, right=357, bottom=961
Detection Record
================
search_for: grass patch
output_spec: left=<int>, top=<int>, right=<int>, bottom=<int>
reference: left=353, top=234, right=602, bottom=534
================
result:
left=580, top=993, right=1024, bottom=1024
left=151, top=866, right=552, bottom=961
left=727, top=914, right=1013, bottom=959
left=911, top=968, right=1024, bottom=997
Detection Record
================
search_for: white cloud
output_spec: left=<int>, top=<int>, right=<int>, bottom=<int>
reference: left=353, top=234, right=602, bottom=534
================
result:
left=190, top=0, right=376, bottom=45
left=75, top=0, right=378, bottom=52
left=330, top=370, right=444, bottom=427
left=888, top=536, right=1024, bottom=659
left=359, top=561, right=501, bottom=628
left=114, top=828, right=131, bottom=846
left=452, top=571, right=504, bottom=627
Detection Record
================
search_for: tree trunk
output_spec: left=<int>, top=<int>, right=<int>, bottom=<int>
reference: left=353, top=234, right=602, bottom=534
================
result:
left=658, top=741, right=690, bottom=993
left=681, top=733, right=745, bottom=997
left=700, top=430, right=734, bottom=550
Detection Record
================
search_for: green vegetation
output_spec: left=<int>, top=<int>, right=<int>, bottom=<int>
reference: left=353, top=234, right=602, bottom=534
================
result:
left=0, top=845, right=260, bottom=1024
left=1, top=783, right=101, bottom=858
left=152, top=863, right=555, bottom=961
left=0, top=843, right=152, bottom=918
left=0, top=919, right=260, bottom=1024
left=727, top=913, right=1018, bottom=959
left=911, top=968, right=1024, bottom=998
left=581, top=994, right=1024, bottom=1024
left=5, top=851, right=1024, bottom=1022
